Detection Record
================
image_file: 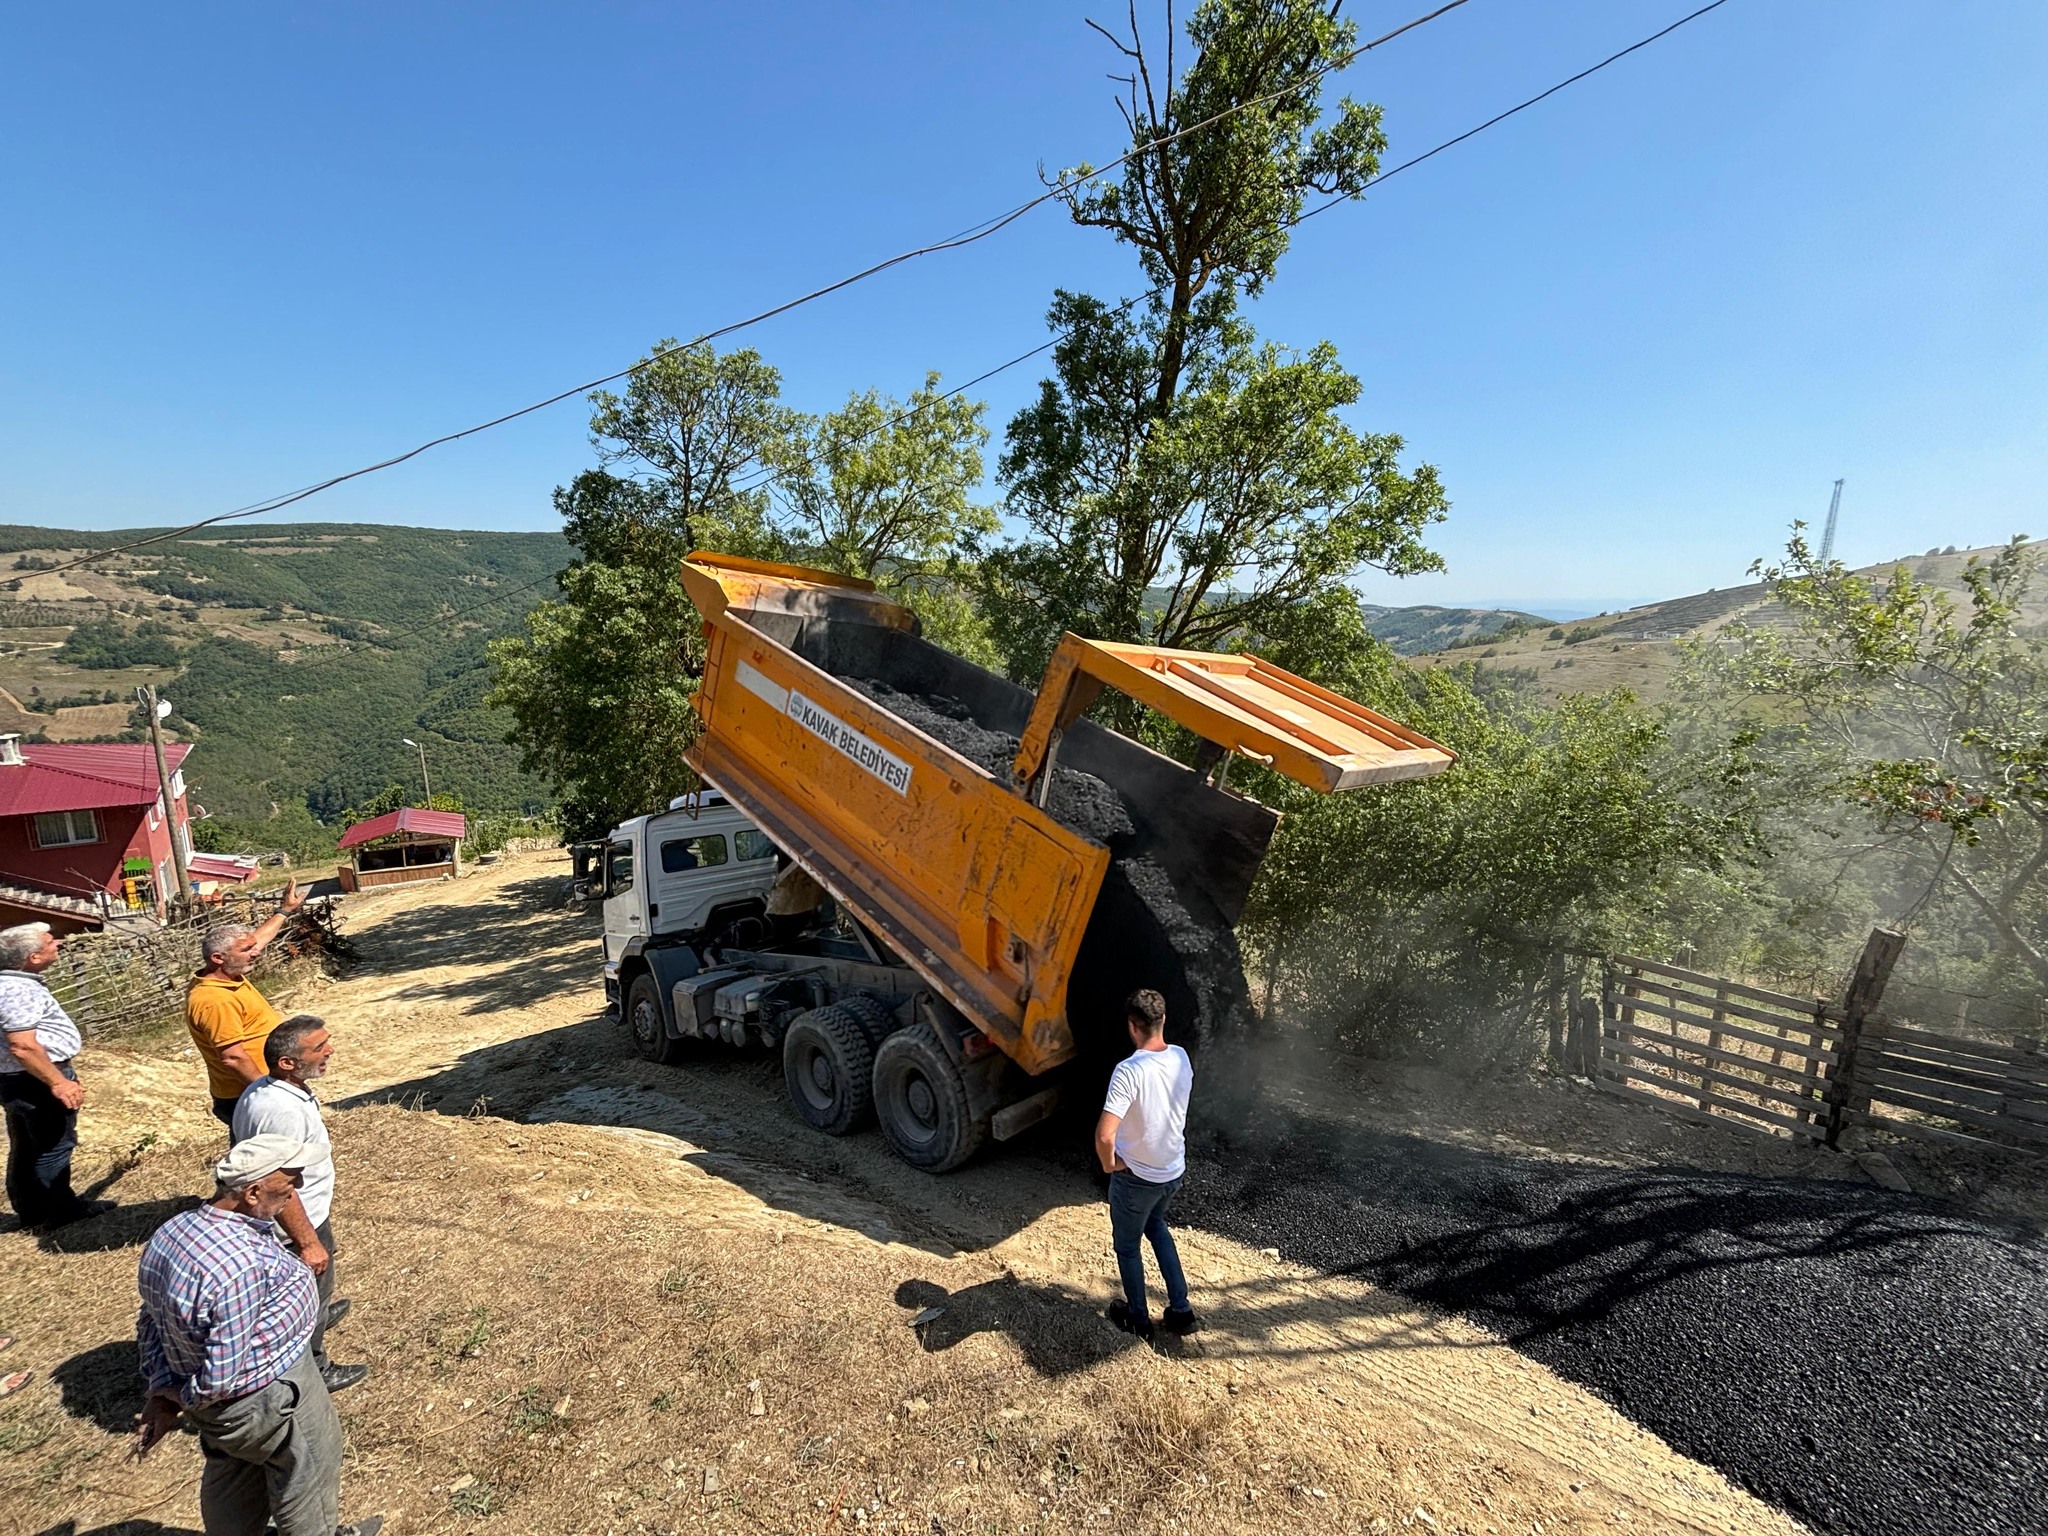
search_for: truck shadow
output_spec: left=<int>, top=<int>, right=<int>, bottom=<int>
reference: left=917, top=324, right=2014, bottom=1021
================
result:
left=334, top=1014, right=1096, bottom=1256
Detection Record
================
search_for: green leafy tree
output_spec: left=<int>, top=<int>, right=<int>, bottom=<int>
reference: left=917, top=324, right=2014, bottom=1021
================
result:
left=775, top=373, right=995, bottom=581
left=488, top=342, right=795, bottom=837
left=1240, top=591, right=1761, bottom=1062
left=982, top=0, right=1445, bottom=687
left=1708, top=533, right=2048, bottom=991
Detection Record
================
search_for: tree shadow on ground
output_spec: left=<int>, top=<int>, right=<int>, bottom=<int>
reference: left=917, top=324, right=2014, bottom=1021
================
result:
left=34, top=1525, right=202, bottom=1536
left=52, top=1338, right=144, bottom=1435
left=1178, top=1102, right=2048, bottom=1536
left=343, top=871, right=599, bottom=1017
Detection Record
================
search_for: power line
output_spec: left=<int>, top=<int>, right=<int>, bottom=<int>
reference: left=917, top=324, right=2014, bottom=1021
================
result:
left=43, top=0, right=1476, bottom=580
left=148, top=0, right=1738, bottom=673
left=731, top=0, right=1735, bottom=497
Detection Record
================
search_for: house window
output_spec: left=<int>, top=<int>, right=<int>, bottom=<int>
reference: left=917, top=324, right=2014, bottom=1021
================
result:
left=32, top=810, right=99, bottom=848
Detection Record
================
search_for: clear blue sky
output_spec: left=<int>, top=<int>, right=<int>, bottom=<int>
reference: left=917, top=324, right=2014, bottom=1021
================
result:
left=2, top=2, right=2043, bottom=614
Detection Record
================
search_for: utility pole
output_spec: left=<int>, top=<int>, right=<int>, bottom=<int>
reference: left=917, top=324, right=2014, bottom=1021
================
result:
left=1819, top=478, right=1845, bottom=563
left=136, top=684, right=192, bottom=910
left=402, top=737, right=433, bottom=807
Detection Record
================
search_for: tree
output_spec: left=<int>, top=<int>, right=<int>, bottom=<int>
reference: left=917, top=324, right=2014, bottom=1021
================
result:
left=1239, top=589, right=1760, bottom=1062
left=488, top=343, right=794, bottom=836
left=776, top=373, right=995, bottom=582
left=1709, top=533, right=2048, bottom=992
left=982, top=0, right=1446, bottom=685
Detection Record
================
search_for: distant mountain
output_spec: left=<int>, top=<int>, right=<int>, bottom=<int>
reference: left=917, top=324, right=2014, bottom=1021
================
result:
left=1408, top=542, right=2044, bottom=703
left=0, top=523, right=569, bottom=848
left=1359, top=603, right=1553, bottom=656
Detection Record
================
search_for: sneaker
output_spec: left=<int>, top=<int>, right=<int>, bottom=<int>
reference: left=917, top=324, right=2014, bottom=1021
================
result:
left=338, top=1517, right=385, bottom=1536
left=324, top=1297, right=352, bottom=1330
left=1105, top=1299, right=1155, bottom=1339
left=321, top=1363, right=370, bottom=1393
left=1160, top=1306, right=1201, bottom=1336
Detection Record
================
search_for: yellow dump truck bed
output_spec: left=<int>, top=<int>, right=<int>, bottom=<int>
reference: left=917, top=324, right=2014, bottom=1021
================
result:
left=679, top=552, right=1453, bottom=1078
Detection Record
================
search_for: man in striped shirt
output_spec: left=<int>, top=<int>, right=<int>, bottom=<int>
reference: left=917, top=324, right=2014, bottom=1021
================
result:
left=134, top=1134, right=382, bottom=1536
left=0, top=921, right=109, bottom=1229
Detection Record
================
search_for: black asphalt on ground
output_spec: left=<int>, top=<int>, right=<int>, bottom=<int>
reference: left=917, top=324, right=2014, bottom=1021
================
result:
left=1176, top=1110, right=2048, bottom=1536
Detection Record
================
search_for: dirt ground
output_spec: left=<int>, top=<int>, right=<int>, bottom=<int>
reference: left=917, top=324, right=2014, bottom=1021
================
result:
left=1, top=852, right=1820, bottom=1536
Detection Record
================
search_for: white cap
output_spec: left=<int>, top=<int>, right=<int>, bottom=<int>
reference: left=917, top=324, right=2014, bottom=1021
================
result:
left=216, top=1134, right=329, bottom=1188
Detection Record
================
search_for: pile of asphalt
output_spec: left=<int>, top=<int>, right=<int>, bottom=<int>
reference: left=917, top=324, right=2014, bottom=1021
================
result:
left=846, top=678, right=1256, bottom=1062
left=1177, top=1110, right=2048, bottom=1536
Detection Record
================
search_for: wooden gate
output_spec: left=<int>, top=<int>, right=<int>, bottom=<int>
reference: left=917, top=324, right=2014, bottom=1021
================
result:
left=1595, top=955, right=1841, bottom=1141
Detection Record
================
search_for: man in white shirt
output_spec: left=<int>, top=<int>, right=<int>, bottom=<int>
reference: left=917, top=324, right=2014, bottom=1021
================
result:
left=1094, top=988, right=1198, bottom=1340
left=0, top=922, right=110, bottom=1229
left=231, top=1014, right=367, bottom=1394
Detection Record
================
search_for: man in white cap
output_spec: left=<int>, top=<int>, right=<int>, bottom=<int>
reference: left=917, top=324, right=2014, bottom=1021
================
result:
left=133, top=1134, right=382, bottom=1536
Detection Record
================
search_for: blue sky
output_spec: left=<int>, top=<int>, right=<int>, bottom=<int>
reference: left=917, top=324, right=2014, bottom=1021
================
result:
left=2, top=2, right=2043, bottom=614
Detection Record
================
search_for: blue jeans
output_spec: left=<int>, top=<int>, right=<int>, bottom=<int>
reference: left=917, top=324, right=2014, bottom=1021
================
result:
left=2, top=1061, right=83, bottom=1227
left=1108, top=1169, right=1190, bottom=1320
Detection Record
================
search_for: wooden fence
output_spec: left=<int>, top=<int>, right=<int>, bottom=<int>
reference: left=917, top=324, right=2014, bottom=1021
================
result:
left=1563, top=929, right=2048, bottom=1159
left=42, top=893, right=348, bottom=1042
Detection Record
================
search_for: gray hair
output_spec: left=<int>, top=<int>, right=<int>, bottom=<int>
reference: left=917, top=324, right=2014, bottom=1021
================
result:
left=264, top=1014, right=327, bottom=1072
left=0, top=922, right=51, bottom=970
left=201, top=923, right=254, bottom=962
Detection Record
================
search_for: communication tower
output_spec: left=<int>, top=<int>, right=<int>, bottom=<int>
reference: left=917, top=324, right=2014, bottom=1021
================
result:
left=1819, top=478, right=1844, bottom=563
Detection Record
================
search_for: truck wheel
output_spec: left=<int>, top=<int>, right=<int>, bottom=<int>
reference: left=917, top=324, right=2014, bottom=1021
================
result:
left=626, top=974, right=683, bottom=1065
left=782, top=1005, right=874, bottom=1135
left=836, top=993, right=898, bottom=1049
left=873, top=1022, right=988, bottom=1173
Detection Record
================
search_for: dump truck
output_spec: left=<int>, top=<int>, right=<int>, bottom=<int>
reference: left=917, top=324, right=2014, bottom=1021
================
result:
left=592, top=551, right=1453, bottom=1172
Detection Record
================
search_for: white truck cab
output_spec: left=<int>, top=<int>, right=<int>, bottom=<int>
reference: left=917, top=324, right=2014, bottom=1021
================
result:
left=592, top=793, right=781, bottom=985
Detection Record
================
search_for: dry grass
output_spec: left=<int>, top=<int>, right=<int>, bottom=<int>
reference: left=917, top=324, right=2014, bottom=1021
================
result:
left=0, top=1103, right=1802, bottom=1536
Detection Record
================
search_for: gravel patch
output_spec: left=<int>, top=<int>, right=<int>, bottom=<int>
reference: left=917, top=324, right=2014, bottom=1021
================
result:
left=1179, top=1109, right=2048, bottom=1536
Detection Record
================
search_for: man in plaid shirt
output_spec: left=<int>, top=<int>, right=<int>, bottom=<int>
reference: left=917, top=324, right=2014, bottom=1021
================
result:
left=134, top=1134, right=382, bottom=1536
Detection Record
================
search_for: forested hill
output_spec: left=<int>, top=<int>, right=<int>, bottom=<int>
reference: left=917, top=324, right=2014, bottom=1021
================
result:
left=0, top=523, right=569, bottom=854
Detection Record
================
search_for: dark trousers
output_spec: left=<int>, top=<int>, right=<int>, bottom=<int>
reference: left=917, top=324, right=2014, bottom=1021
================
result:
left=1108, top=1169, right=1191, bottom=1321
left=212, top=1096, right=239, bottom=1130
left=2, top=1062, right=84, bottom=1227
left=286, top=1219, right=336, bottom=1374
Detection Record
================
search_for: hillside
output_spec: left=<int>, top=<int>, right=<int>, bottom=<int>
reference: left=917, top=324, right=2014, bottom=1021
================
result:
left=1359, top=601, right=1551, bottom=655
left=1410, top=541, right=2045, bottom=702
left=0, top=523, right=569, bottom=850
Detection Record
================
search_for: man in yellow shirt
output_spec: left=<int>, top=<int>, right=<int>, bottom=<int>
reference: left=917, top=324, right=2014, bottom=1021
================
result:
left=186, top=883, right=307, bottom=1127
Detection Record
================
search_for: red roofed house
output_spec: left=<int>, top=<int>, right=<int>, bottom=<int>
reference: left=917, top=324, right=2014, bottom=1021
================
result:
left=335, top=805, right=467, bottom=891
left=0, top=732, right=195, bottom=930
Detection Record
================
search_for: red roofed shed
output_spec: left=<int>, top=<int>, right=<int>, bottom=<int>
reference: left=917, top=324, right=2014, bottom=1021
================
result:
left=336, top=806, right=468, bottom=891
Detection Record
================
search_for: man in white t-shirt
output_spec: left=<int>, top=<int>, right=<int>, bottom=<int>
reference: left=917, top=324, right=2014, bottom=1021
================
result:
left=231, top=1014, right=367, bottom=1394
left=1095, top=988, right=1197, bottom=1340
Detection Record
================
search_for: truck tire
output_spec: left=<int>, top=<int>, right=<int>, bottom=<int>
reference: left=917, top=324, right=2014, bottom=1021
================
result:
left=626, top=973, right=683, bottom=1065
left=873, top=1021, right=988, bottom=1173
left=836, top=992, right=898, bottom=1049
left=782, top=1005, right=874, bottom=1135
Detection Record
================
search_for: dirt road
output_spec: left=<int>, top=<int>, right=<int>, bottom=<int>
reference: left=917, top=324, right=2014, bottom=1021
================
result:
left=2, top=853, right=1811, bottom=1536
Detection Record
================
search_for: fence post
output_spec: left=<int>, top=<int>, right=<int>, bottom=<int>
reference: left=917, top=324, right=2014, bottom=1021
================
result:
left=1546, top=951, right=1566, bottom=1066
left=1824, top=927, right=1906, bottom=1148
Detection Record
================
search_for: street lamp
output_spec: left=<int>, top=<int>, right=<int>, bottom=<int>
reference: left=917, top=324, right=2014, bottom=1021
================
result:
left=400, top=738, right=433, bottom=807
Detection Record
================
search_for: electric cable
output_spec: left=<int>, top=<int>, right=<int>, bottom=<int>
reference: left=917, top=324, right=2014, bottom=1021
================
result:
left=42, top=0, right=1480, bottom=577
left=106, top=0, right=1735, bottom=670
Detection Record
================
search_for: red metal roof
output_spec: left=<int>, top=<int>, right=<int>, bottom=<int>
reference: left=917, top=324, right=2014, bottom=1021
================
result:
left=188, top=852, right=260, bottom=884
left=337, top=806, right=468, bottom=850
left=0, top=742, right=193, bottom=818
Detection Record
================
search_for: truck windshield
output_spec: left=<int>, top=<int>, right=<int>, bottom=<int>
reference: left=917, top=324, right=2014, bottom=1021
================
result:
left=661, top=834, right=727, bottom=872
